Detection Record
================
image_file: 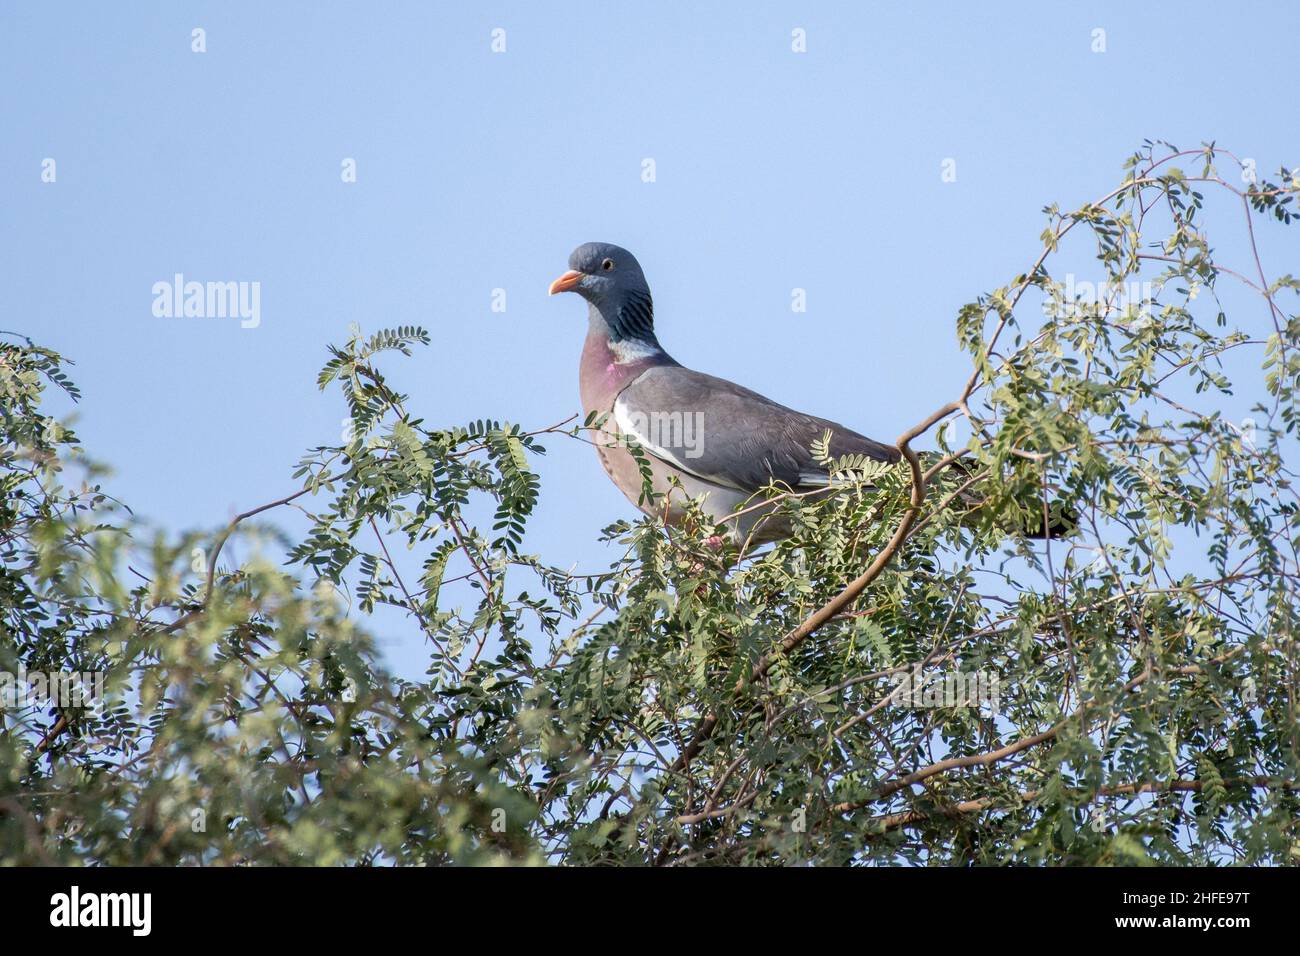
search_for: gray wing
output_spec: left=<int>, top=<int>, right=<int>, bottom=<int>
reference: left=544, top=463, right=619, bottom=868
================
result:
left=612, top=365, right=900, bottom=493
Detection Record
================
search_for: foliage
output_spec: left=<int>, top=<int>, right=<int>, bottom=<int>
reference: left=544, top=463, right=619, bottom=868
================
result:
left=2, top=142, right=1299, bottom=865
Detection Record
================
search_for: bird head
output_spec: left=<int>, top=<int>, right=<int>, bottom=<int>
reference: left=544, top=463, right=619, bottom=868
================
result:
left=549, top=242, right=658, bottom=346
left=549, top=242, right=648, bottom=302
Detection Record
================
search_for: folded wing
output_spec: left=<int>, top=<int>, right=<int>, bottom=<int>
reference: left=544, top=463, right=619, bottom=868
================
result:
left=612, top=365, right=899, bottom=493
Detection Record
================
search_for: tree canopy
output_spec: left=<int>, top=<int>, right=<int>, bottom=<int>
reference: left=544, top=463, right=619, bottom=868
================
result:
left=2, top=142, right=1299, bottom=865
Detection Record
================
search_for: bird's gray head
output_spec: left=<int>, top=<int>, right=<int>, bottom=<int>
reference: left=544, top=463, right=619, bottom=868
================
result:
left=549, top=242, right=659, bottom=347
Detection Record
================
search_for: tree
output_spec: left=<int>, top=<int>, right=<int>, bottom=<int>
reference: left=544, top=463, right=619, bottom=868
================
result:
left=2, top=141, right=1298, bottom=865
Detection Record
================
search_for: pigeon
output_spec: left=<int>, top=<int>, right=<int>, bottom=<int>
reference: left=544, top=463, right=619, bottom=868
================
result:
left=549, top=241, right=1063, bottom=546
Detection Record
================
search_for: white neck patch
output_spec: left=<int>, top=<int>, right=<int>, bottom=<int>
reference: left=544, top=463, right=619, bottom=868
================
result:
left=610, top=337, right=662, bottom=364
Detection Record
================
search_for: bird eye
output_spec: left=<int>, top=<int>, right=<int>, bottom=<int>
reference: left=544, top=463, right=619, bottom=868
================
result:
left=601, top=258, right=615, bottom=271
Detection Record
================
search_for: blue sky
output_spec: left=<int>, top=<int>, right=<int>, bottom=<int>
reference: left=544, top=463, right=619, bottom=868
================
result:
left=3, top=1, right=1296, bottom=676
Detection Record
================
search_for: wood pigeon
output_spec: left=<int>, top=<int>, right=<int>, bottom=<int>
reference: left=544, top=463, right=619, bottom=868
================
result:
left=549, top=242, right=1059, bottom=546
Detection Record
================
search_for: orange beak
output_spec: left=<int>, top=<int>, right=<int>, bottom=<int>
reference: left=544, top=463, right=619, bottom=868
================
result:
left=548, top=270, right=584, bottom=296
